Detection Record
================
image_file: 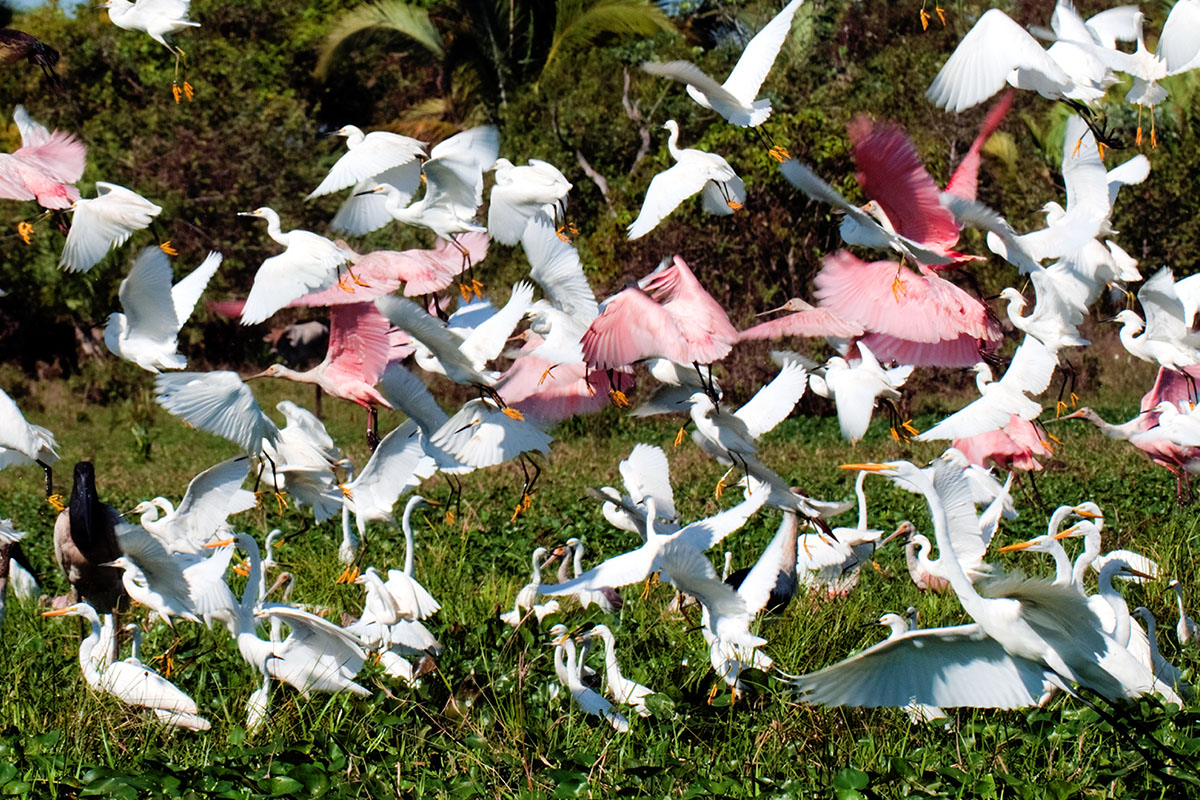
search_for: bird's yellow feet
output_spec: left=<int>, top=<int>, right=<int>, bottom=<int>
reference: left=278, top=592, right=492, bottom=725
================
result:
left=1046, top=432, right=1062, bottom=445
left=768, top=144, right=790, bottom=162
left=902, top=420, right=919, bottom=437
left=339, top=483, right=354, bottom=500
left=502, top=407, right=525, bottom=421
left=47, top=493, right=65, bottom=512
left=172, top=83, right=182, bottom=103
left=609, top=388, right=630, bottom=408
left=471, top=279, right=484, bottom=299
left=538, top=366, right=555, bottom=385
left=17, top=221, right=33, bottom=245
left=510, top=502, right=524, bottom=523
left=1056, top=400, right=1068, bottom=417
left=890, top=427, right=901, bottom=443
left=522, top=493, right=533, bottom=512
left=920, top=7, right=930, bottom=29
left=707, top=682, right=720, bottom=704
left=351, top=269, right=369, bottom=288
left=891, top=274, right=907, bottom=301
left=1072, top=137, right=1083, bottom=157
left=233, top=559, right=251, bottom=578
left=337, top=272, right=356, bottom=293
left=1136, top=125, right=1143, bottom=147
left=1097, top=142, right=1107, bottom=159
left=936, top=5, right=946, bottom=24
left=183, top=81, right=194, bottom=102
left=727, top=200, right=743, bottom=211
left=714, top=478, right=726, bottom=499
left=159, top=241, right=178, bottom=256
left=444, top=509, right=455, bottom=525
left=555, top=226, right=572, bottom=243
left=335, top=565, right=361, bottom=584
left=1070, top=392, right=1079, bottom=407
left=674, top=426, right=686, bottom=448
left=639, top=572, right=659, bottom=600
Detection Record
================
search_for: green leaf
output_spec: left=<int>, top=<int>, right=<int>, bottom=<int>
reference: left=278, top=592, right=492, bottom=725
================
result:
left=315, top=1, right=444, bottom=78
left=541, top=0, right=675, bottom=79
left=269, top=775, right=304, bottom=796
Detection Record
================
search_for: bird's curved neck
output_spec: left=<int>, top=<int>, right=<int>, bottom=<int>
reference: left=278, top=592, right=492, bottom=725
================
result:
left=665, top=125, right=683, bottom=161
left=76, top=609, right=103, bottom=677
left=572, top=543, right=584, bottom=577
left=261, top=213, right=286, bottom=245
left=1174, top=584, right=1187, bottom=617
left=562, top=639, right=582, bottom=689
left=1046, top=540, right=1073, bottom=586
left=884, top=618, right=907, bottom=638
left=401, top=498, right=421, bottom=575
left=1097, top=570, right=1131, bottom=645
left=1071, top=529, right=1101, bottom=587
left=854, top=471, right=868, bottom=530
left=237, top=535, right=264, bottom=613
left=919, top=476, right=983, bottom=614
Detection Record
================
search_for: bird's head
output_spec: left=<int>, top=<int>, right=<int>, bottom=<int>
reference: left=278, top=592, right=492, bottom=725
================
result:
left=237, top=208, right=268, bottom=220
left=332, top=125, right=362, bottom=139
left=99, top=556, right=133, bottom=570
left=878, top=520, right=916, bottom=547
left=1169, top=578, right=1182, bottom=591
left=662, top=120, right=679, bottom=134
left=355, top=185, right=388, bottom=197
left=998, top=534, right=1053, bottom=554
left=249, top=364, right=286, bottom=380
left=128, top=500, right=153, bottom=515
left=42, top=602, right=89, bottom=619
left=997, top=287, right=1025, bottom=306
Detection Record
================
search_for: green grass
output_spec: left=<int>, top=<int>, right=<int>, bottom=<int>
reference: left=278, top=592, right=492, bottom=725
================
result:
left=1, top=352, right=1199, bottom=799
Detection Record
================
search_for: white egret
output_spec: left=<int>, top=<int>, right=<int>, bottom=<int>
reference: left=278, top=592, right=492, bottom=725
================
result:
left=59, top=182, right=161, bottom=273
left=500, top=546, right=561, bottom=627
left=130, top=456, right=256, bottom=554
left=551, top=629, right=629, bottom=732
left=809, top=343, right=913, bottom=443
left=0, top=386, right=58, bottom=495
left=1169, top=579, right=1197, bottom=647
left=488, top=158, right=572, bottom=245
left=875, top=612, right=947, bottom=724
left=627, top=121, right=744, bottom=241
left=641, top=0, right=803, bottom=139
left=102, top=0, right=199, bottom=89
left=238, top=207, right=351, bottom=326
left=578, top=624, right=653, bottom=716
left=308, top=125, right=426, bottom=200
left=104, top=247, right=223, bottom=373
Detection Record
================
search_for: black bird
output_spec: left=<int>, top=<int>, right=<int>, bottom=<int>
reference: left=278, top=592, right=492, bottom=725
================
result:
left=52, top=462, right=126, bottom=614
left=0, top=28, right=61, bottom=90
left=724, top=510, right=798, bottom=615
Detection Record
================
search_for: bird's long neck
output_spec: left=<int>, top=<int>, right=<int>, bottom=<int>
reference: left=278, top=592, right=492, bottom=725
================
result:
left=562, top=638, right=583, bottom=690
left=1046, top=539, right=1073, bottom=586
left=1097, top=568, right=1131, bottom=646
left=1174, top=584, right=1187, bottom=620
left=599, top=631, right=621, bottom=678
left=920, top=475, right=985, bottom=617
left=854, top=471, right=868, bottom=530
left=271, top=364, right=318, bottom=385
left=531, top=552, right=546, bottom=584
left=572, top=543, right=584, bottom=577
left=780, top=511, right=798, bottom=578
left=1118, top=316, right=1146, bottom=353
left=76, top=608, right=103, bottom=678
left=1003, top=295, right=1027, bottom=328
left=1077, top=409, right=1131, bottom=441
left=1046, top=506, right=1074, bottom=537
left=401, top=498, right=420, bottom=575
left=665, top=125, right=683, bottom=162
left=884, top=617, right=907, bottom=638
left=263, top=213, right=286, bottom=246
left=238, top=534, right=264, bottom=613
left=1071, top=528, right=1101, bottom=587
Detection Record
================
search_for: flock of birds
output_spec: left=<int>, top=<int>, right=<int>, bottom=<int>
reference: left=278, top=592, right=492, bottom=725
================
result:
left=0, top=0, right=1198, bottom=738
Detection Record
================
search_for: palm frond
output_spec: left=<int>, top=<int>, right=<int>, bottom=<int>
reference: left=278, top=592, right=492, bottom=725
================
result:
left=315, top=1, right=445, bottom=79
left=541, top=0, right=675, bottom=79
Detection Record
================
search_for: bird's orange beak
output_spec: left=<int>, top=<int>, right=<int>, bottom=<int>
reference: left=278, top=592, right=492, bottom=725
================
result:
left=41, top=608, right=71, bottom=617
left=1073, top=507, right=1103, bottom=519
left=1052, top=524, right=1081, bottom=540
left=840, top=463, right=895, bottom=472
left=997, top=538, right=1038, bottom=553
left=206, top=537, right=236, bottom=548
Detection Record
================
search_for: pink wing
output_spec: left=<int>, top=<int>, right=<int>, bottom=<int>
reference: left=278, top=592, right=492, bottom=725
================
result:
left=582, top=288, right=691, bottom=369
left=322, top=302, right=393, bottom=401
left=207, top=299, right=246, bottom=319
left=641, top=255, right=738, bottom=362
left=739, top=306, right=865, bottom=341
left=0, top=157, right=35, bottom=202
left=860, top=332, right=993, bottom=368
left=15, top=130, right=86, bottom=185
left=15, top=161, right=79, bottom=209
left=497, top=339, right=612, bottom=423
left=814, top=250, right=998, bottom=344
left=953, top=414, right=1049, bottom=472
left=945, top=91, right=1012, bottom=202
left=1140, top=365, right=1200, bottom=419
left=849, top=117, right=961, bottom=256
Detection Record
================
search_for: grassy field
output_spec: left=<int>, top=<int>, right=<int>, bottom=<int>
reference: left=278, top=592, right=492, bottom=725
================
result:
left=0, top=346, right=1198, bottom=799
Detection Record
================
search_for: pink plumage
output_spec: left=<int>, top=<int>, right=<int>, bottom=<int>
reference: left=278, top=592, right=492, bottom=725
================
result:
left=944, top=91, right=1012, bottom=203
left=738, top=300, right=864, bottom=342
left=954, top=415, right=1051, bottom=472
left=0, top=109, right=85, bottom=210
left=813, top=249, right=1000, bottom=367
left=582, top=256, right=736, bottom=370
left=497, top=335, right=615, bottom=424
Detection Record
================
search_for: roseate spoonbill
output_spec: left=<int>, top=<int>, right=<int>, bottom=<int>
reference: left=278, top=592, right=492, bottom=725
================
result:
left=796, top=459, right=1169, bottom=707
left=252, top=302, right=395, bottom=449
left=582, top=255, right=737, bottom=405
left=298, top=235, right=488, bottom=304
left=53, top=463, right=125, bottom=615
left=1063, top=406, right=1200, bottom=503
left=738, top=297, right=863, bottom=343
left=488, top=158, right=572, bottom=244
left=641, top=0, right=803, bottom=157
left=42, top=602, right=210, bottom=729
left=495, top=334, right=612, bottom=425
left=1169, top=579, right=1197, bottom=647
left=577, top=624, right=652, bottom=715
left=238, top=207, right=351, bottom=326
left=843, top=94, right=1011, bottom=269
left=102, top=0, right=199, bottom=96
left=0, top=387, right=58, bottom=496
left=59, top=182, right=161, bottom=273
left=551, top=629, right=629, bottom=732
left=308, top=125, right=426, bottom=200
left=103, top=246, right=222, bottom=373
left=626, top=121, right=744, bottom=240
left=918, top=336, right=1057, bottom=441
left=954, top=415, right=1052, bottom=474
left=0, top=105, right=84, bottom=212
left=812, top=249, right=1001, bottom=367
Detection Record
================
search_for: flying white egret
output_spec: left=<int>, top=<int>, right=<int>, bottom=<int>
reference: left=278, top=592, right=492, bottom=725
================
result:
left=104, top=247, right=223, bottom=372
left=130, top=456, right=256, bottom=554
left=642, top=0, right=804, bottom=142
left=308, top=125, right=426, bottom=200
left=488, top=158, right=572, bottom=245
left=0, top=387, right=58, bottom=495
left=627, top=121, right=744, bottom=241
left=59, top=182, right=161, bottom=273
left=809, top=343, right=913, bottom=443
left=101, top=0, right=200, bottom=90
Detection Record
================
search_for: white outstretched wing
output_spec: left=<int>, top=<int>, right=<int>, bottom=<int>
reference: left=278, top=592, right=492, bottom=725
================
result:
left=61, top=182, right=161, bottom=273
left=171, top=251, right=223, bottom=328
